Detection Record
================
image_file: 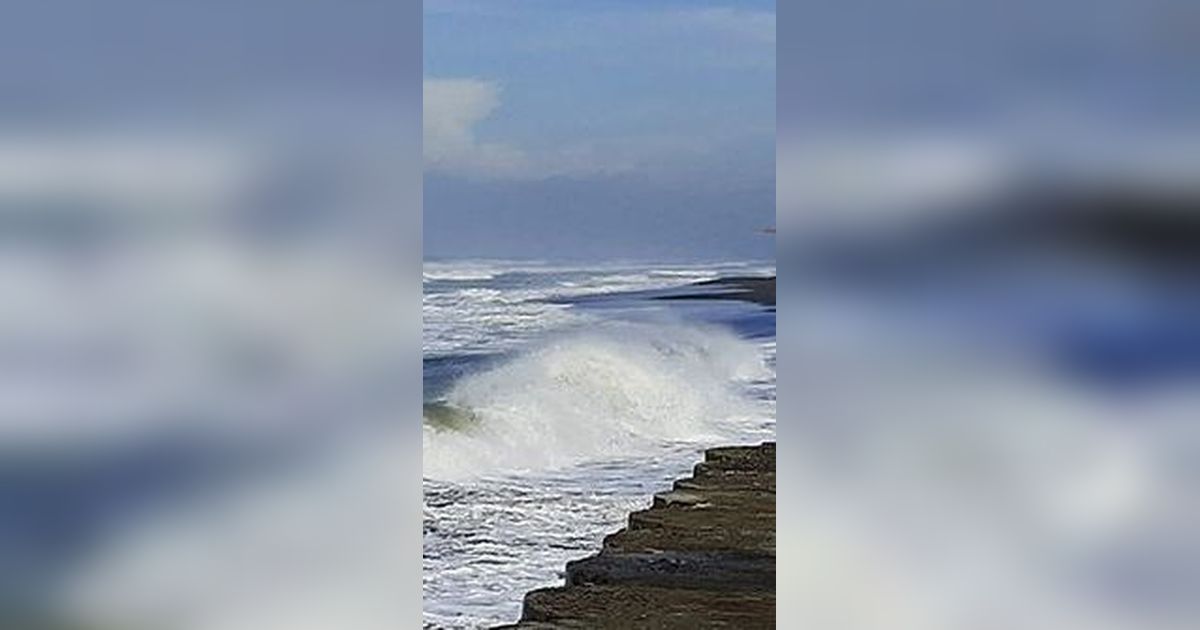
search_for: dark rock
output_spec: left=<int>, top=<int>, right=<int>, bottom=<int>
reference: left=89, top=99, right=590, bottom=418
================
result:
left=493, top=442, right=777, bottom=628
left=654, top=277, right=776, bottom=306
left=566, top=551, right=774, bottom=591
left=521, top=585, right=775, bottom=629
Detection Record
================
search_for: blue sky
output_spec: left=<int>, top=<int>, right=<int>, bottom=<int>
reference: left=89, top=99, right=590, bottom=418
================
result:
left=424, top=0, right=776, bottom=261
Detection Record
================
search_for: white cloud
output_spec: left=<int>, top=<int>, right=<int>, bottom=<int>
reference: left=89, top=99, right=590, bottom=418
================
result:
left=422, top=77, right=652, bottom=180
left=423, top=78, right=530, bottom=179
left=423, top=73, right=769, bottom=183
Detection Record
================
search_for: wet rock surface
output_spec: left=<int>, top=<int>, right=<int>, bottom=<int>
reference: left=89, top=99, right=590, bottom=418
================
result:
left=495, top=442, right=775, bottom=628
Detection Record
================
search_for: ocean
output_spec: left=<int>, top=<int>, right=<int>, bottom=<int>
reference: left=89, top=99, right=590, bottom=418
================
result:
left=421, top=260, right=777, bottom=628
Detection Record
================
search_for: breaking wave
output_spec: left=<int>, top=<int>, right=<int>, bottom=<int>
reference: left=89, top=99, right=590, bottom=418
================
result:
left=423, top=322, right=770, bottom=479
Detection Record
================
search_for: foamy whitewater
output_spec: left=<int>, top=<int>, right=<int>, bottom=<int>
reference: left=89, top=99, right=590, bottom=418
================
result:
left=425, top=322, right=768, bottom=478
left=422, top=261, right=776, bottom=627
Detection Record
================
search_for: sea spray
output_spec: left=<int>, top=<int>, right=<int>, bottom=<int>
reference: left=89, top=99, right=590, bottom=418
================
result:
left=423, top=321, right=770, bottom=479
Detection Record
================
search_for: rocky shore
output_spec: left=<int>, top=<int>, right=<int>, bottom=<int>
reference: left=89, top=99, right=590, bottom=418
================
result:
left=495, top=442, right=776, bottom=629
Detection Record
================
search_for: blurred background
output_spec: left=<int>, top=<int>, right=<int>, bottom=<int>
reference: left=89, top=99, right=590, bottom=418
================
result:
left=0, top=2, right=422, bottom=629
left=778, top=1, right=1200, bottom=628
left=4, top=0, right=1198, bottom=628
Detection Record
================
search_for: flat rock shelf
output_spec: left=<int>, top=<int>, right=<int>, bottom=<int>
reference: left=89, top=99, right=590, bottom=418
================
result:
left=495, top=442, right=776, bottom=629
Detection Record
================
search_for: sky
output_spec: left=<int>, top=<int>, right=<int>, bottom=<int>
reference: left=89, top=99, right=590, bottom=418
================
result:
left=424, top=0, right=776, bottom=262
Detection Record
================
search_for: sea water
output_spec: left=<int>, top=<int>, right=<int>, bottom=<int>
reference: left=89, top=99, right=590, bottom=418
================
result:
left=421, top=260, right=777, bottom=628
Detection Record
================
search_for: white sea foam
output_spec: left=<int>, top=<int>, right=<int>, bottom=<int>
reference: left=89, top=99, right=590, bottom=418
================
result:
left=423, top=321, right=771, bottom=479
left=421, top=260, right=774, bottom=357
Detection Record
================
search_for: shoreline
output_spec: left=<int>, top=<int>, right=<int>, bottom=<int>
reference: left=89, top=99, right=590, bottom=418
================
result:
left=653, top=276, right=776, bottom=307
left=495, top=442, right=776, bottom=628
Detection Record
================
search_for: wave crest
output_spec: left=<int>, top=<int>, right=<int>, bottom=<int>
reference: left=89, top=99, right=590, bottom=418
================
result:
left=423, top=322, right=769, bottom=479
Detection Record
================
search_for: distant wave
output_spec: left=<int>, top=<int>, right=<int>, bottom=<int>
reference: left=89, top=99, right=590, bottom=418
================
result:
left=423, top=321, right=770, bottom=479
left=422, top=270, right=498, bottom=282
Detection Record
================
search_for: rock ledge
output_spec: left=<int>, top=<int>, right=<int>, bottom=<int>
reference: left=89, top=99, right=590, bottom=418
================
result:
left=494, top=442, right=776, bottom=629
